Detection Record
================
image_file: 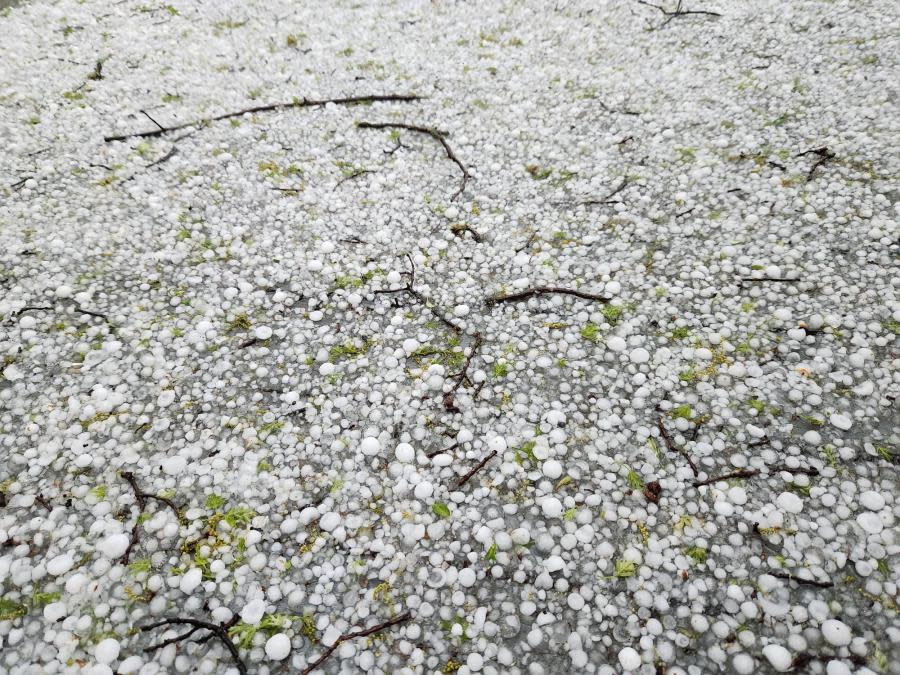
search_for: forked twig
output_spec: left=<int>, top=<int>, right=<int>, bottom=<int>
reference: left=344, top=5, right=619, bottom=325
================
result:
left=141, top=618, right=247, bottom=675
left=486, top=287, right=610, bottom=306
left=457, top=450, right=498, bottom=488
left=300, top=611, right=412, bottom=675
left=657, top=417, right=699, bottom=476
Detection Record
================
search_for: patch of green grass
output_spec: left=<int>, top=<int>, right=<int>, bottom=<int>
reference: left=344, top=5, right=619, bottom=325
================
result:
left=613, top=559, right=636, bottom=578
left=223, top=507, right=255, bottom=529
left=229, top=614, right=298, bottom=649
left=258, top=420, right=284, bottom=435
left=226, top=313, right=251, bottom=332
left=256, top=459, right=273, bottom=473
left=748, top=398, right=765, bottom=413
left=0, top=597, right=27, bottom=621
left=128, top=559, right=152, bottom=575
left=580, top=323, right=600, bottom=343
left=875, top=445, right=893, bottom=462
left=329, top=338, right=374, bottom=362
left=670, top=405, right=692, bottom=420
left=432, top=502, right=451, bottom=518
left=668, top=326, right=690, bottom=340
left=600, top=305, right=624, bottom=326
left=675, top=147, right=696, bottom=162
left=515, top=441, right=538, bottom=465
left=625, top=467, right=644, bottom=490
left=89, top=485, right=107, bottom=500
left=492, top=362, right=509, bottom=377
left=563, top=507, right=577, bottom=521
left=685, top=546, right=708, bottom=564
left=213, top=18, right=246, bottom=31
left=31, top=590, right=61, bottom=606
left=485, top=543, right=497, bottom=563
left=525, top=164, right=552, bottom=180
left=882, top=320, right=900, bottom=335
left=440, top=614, right=470, bottom=642
left=647, top=437, right=662, bottom=461
left=798, top=414, right=824, bottom=427
left=206, top=494, right=227, bottom=510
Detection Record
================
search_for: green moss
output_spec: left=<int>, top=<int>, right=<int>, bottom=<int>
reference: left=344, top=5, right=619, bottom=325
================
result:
left=613, top=559, right=636, bottom=577
left=492, top=362, right=509, bottom=377
left=0, top=597, right=27, bottom=621
left=206, top=494, right=227, bottom=511
left=89, top=485, right=107, bottom=500
left=223, top=507, right=255, bottom=529
left=329, top=338, right=374, bottom=362
left=256, top=459, right=273, bottom=473
left=128, top=559, right=152, bottom=575
left=668, top=326, right=690, bottom=340
left=432, top=502, right=451, bottom=518
left=625, top=467, right=644, bottom=490
left=670, top=405, right=692, bottom=420
left=563, top=507, right=577, bottom=521
left=882, top=320, right=900, bottom=335
left=226, top=313, right=251, bottom=333
left=685, top=546, right=708, bottom=563
left=580, top=323, right=600, bottom=342
left=747, top=398, right=765, bottom=413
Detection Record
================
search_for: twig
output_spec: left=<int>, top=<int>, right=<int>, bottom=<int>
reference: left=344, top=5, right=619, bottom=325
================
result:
left=443, top=334, right=482, bottom=412
left=637, top=0, right=721, bottom=28
left=427, top=442, right=459, bottom=459
left=35, top=494, right=52, bottom=512
left=767, top=464, right=819, bottom=477
left=119, top=471, right=181, bottom=565
left=300, top=611, right=412, bottom=675
left=357, top=121, right=470, bottom=200
left=371, top=254, right=464, bottom=332
left=739, top=277, right=800, bottom=283
left=514, top=230, right=537, bottom=254
left=334, top=168, right=375, bottom=190
left=486, top=287, right=610, bottom=306
left=796, top=146, right=835, bottom=181
left=693, top=469, right=760, bottom=487
left=767, top=571, right=833, bottom=588
left=449, top=222, right=483, bottom=243
left=656, top=417, right=699, bottom=476
left=105, top=93, right=423, bottom=142
left=141, top=618, right=247, bottom=675
left=581, top=178, right=630, bottom=206
left=140, top=110, right=166, bottom=132
left=147, top=147, right=178, bottom=168
left=457, top=450, right=498, bottom=488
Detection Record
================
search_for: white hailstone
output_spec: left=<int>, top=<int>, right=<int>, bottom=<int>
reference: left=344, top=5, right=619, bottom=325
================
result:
left=733, top=654, right=755, bottom=674
left=857, top=512, right=883, bottom=534
left=454, top=304, right=470, bottom=317
left=265, top=633, right=291, bottom=660
left=618, top=647, right=641, bottom=671
left=728, top=363, right=747, bottom=377
left=2, top=363, right=23, bottom=381
left=762, top=644, right=793, bottom=672
left=386, top=270, right=402, bottom=284
left=240, top=598, right=266, bottom=625
left=467, top=653, right=484, bottom=672
left=307, top=259, right=323, bottom=272
left=360, top=437, right=382, bottom=456
left=414, top=481, right=434, bottom=499
left=402, top=338, right=420, bottom=355
left=605, top=281, right=621, bottom=295
left=55, top=285, right=73, bottom=298
left=19, top=315, right=36, bottom=329
left=829, top=413, right=852, bottom=430
left=162, top=456, right=187, bottom=476
left=280, top=518, right=298, bottom=535
left=320, top=241, right=335, bottom=254
left=255, top=325, right=273, bottom=340
left=487, top=437, right=508, bottom=453
left=541, top=459, right=563, bottom=480
left=821, top=619, right=852, bottom=647
left=395, top=443, right=415, bottom=463
left=444, top=206, right=459, bottom=219
left=802, top=430, right=822, bottom=446
left=47, top=554, right=74, bottom=576
left=66, top=573, right=88, bottom=594
left=94, top=638, right=120, bottom=664
left=117, top=656, right=143, bottom=674
left=458, top=568, right=477, bottom=588
left=544, top=555, right=565, bottom=573
left=540, top=496, right=563, bottom=519
left=629, top=347, right=650, bottom=364
left=825, top=660, right=852, bottom=675
left=776, top=492, right=804, bottom=514
left=511, top=528, right=530, bottom=545
left=567, top=593, right=585, bottom=610
left=319, top=512, right=341, bottom=532
left=179, top=568, right=203, bottom=594
left=98, top=533, right=130, bottom=559
left=157, top=390, right=176, bottom=407
left=607, top=336, right=626, bottom=352
left=859, top=491, right=885, bottom=511
left=44, top=601, right=67, bottom=622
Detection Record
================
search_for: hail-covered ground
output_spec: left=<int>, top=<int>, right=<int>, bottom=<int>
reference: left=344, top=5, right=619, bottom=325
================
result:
left=1, top=0, right=899, bottom=673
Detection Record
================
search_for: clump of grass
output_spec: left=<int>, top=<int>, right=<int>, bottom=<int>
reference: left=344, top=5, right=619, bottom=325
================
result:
left=525, top=164, right=552, bottom=180
left=223, top=507, right=255, bottom=529
left=600, top=305, right=624, bottom=326
left=226, top=313, right=251, bottom=332
left=492, top=362, right=509, bottom=377
left=580, top=322, right=600, bottom=342
left=613, top=559, right=636, bottom=577
left=624, top=466, right=644, bottom=490
left=670, top=404, right=692, bottom=420
left=563, top=507, right=578, bottom=521
left=228, top=614, right=298, bottom=649
left=328, top=338, right=373, bottom=362
left=685, top=546, right=708, bottom=564
left=515, top=441, right=538, bottom=465
left=0, top=597, right=26, bottom=621
left=206, top=494, right=227, bottom=510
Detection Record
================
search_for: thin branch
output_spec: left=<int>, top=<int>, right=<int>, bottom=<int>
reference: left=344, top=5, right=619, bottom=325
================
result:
left=767, top=571, right=833, bottom=588
left=147, top=147, right=178, bottom=168
left=140, top=110, right=166, bottom=132
left=486, top=287, right=610, bottom=306
left=333, top=168, right=375, bottom=190
left=357, top=121, right=470, bottom=200
left=767, top=464, right=819, bottom=477
left=796, top=146, right=835, bottom=181
left=105, top=93, right=424, bottom=142
left=449, top=222, right=483, bottom=243
left=443, top=333, right=482, bottom=412
left=141, top=618, right=247, bottom=675
left=693, top=469, right=760, bottom=487
left=119, top=471, right=181, bottom=565
left=457, top=450, right=498, bottom=488
left=300, top=611, right=412, bottom=675
left=371, top=254, right=464, bottom=332
left=581, top=178, right=630, bottom=206
left=637, top=0, right=721, bottom=28
left=657, top=417, right=699, bottom=476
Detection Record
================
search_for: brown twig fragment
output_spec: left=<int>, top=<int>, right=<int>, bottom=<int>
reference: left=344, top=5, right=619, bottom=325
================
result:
left=457, top=451, right=498, bottom=488
left=299, top=611, right=412, bottom=675
left=119, top=471, right=181, bottom=565
left=141, top=617, right=247, bottom=674
left=637, top=0, right=722, bottom=28
left=693, top=469, right=760, bottom=487
left=767, top=464, right=819, bottom=477
left=767, top=571, right=833, bottom=588
left=371, top=254, right=464, bottom=332
left=333, top=168, right=376, bottom=190
left=356, top=121, right=470, bottom=200
left=104, top=93, right=423, bottom=142
left=582, top=178, right=630, bottom=206
left=486, top=287, right=610, bottom=306
left=449, top=222, right=483, bottom=243
left=795, top=146, right=835, bottom=181
left=443, top=334, right=483, bottom=412
left=656, top=417, right=699, bottom=476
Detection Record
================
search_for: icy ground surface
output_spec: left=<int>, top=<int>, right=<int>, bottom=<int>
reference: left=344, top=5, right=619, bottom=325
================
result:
left=1, top=0, right=899, bottom=673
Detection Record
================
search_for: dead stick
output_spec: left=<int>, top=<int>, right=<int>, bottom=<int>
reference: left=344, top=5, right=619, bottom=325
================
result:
left=693, top=469, right=760, bottom=487
left=657, top=417, right=699, bottom=476
left=486, top=287, right=610, bottom=306
left=457, top=451, right=498, bottom=488
left=141, top=618, right=247, bottom=674
left=767, top=571, right=833, bottom=588
left=357, top=121, right=470, bottom=200
left=300, top=611, right=412, bottom=675
left=105, top=93, right=424, bottom=142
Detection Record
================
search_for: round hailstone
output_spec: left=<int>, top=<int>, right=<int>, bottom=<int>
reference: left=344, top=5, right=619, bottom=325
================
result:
left=540, top=496, right=563, bottom=519
left=98, top=533, right=130, bottom=560
left=825, top=661, right=852, bottom=675
left=762, top=644, right=792, bottom=672
left=162, top=455, right=187, bottom=476
left=265, top=633, right=291, bottom=660
left=859, top=491, right=885, bottom=511
left=95, top=638, right=120, bottom=664
left=2, top=363, right=23, bottom=381
left=467, top=653, right=484, bottom=672
left=240, top=598, right=266, bottom=625
left=55, top=285, right=72, bottom=298
left=414, top=481, right=434, bottom=499
left=395, top=443, right=415, bottom=463
left=487, top=437, right=508, bottom=453
left=618, top=647, right=641, bottom=670
left=829, top=413, right=852, bottom=431
left=821, top=619, right=852, bottom=647
left=458, top=568, right=476, bottom=588
left=776, top=492, right=804, bottom=514
left=319, top=512, right=341, bottom=532
left=857, top=512, right=883, bottom=534
left=47, top=554, right=74, bottom=576
left=179, top=568, right=203, bottom=594
left=255, top=325, right=273, bottom=340
left=360, top=437, right=381, bottom=456
left=629, top=347, right=650, bottom=364
left=607, top=336, right=626, bottom=352
left=542, top=459, right=563, bottom=480
left=117, top=656, right=143, bottom=674
left=454, top=304, right=470, bottom=317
